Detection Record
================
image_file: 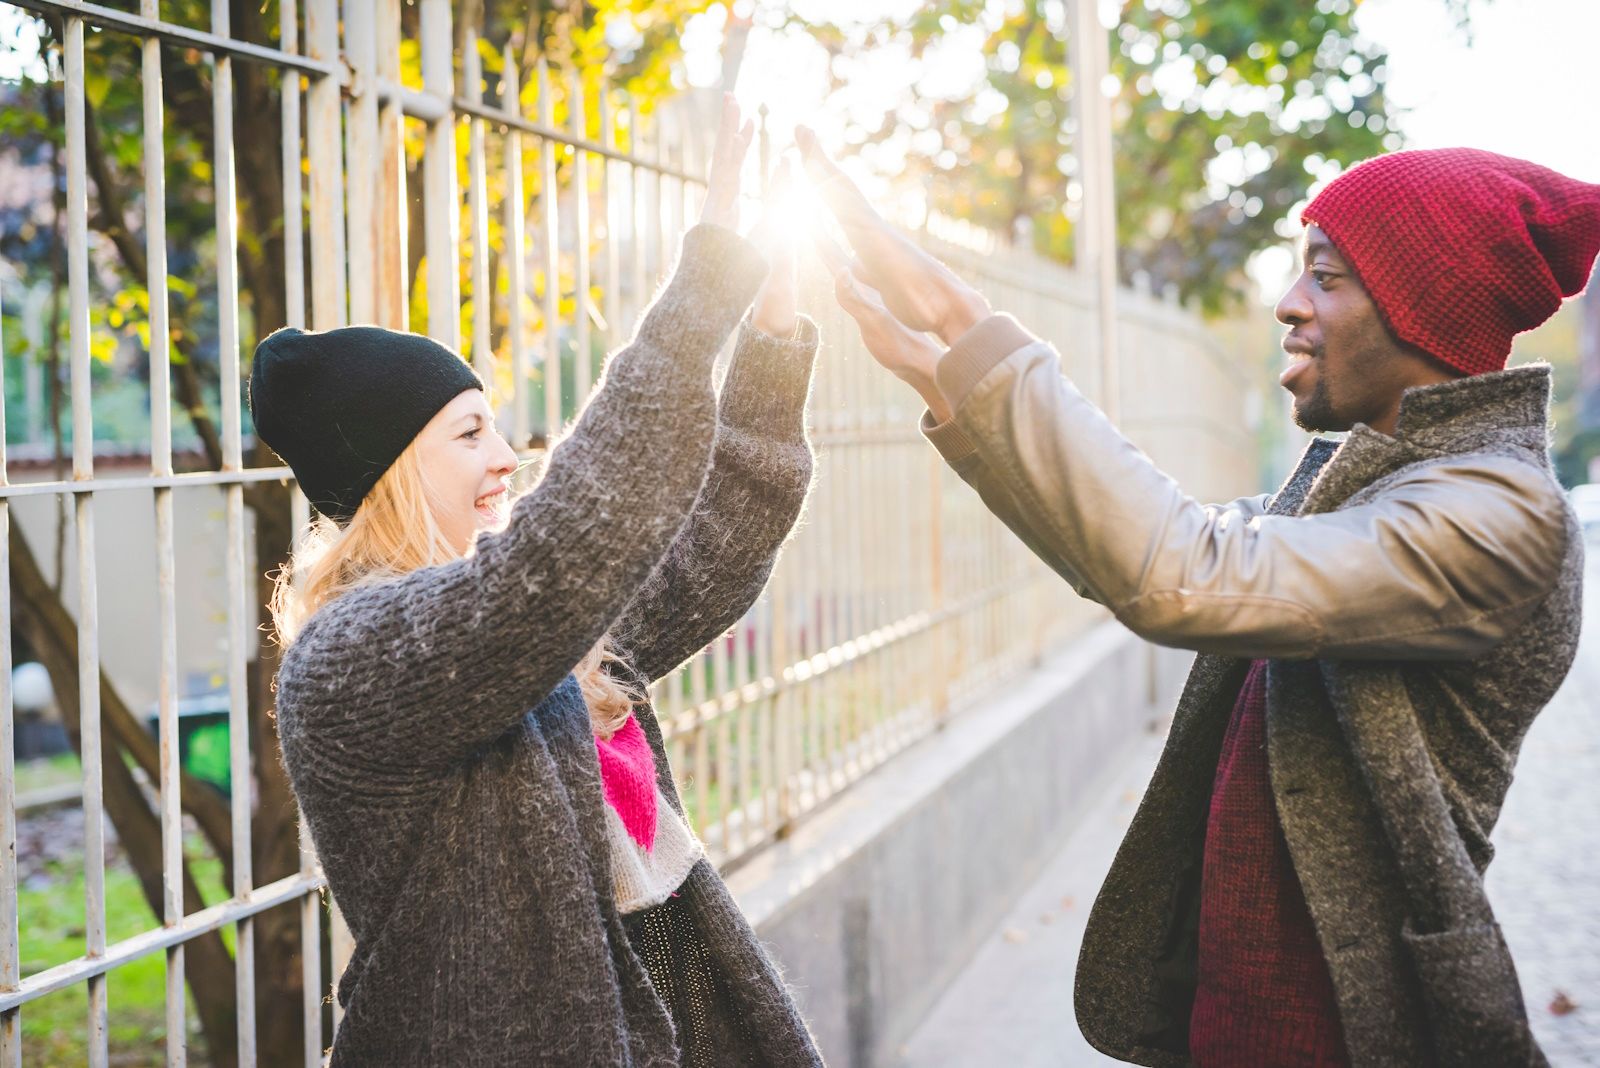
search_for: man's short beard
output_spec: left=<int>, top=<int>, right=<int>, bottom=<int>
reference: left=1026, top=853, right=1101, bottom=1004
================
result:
left=1292, top=378, right=1352, bottom=433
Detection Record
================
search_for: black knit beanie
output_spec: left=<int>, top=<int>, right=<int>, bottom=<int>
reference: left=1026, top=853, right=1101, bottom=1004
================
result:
left=248, top=325, right=484, bottom=524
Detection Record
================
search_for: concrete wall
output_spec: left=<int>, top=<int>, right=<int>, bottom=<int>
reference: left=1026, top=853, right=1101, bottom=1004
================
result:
left=728, top=623, right=1193, bottom=1068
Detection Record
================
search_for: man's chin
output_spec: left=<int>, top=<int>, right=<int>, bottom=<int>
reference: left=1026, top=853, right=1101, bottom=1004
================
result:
left=1291, top=402, right=1352, bottom=434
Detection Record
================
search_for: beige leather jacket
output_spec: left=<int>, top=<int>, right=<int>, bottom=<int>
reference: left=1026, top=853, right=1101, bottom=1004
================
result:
left=920, top=315, right=1570, bottom=662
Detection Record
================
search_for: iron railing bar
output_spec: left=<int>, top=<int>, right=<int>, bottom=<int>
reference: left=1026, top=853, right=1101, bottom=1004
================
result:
left=64, top=17, right=110, bottom=1065
left=0, top=288, right=20, bottom=1068
left=503, top=45, right=529, bottom=449
left=280, top=0, right=305, bottom=331
left=211, top=0, right=255, bottom=1053
left=141, top=0, right=187, bottom=1055
left=282, top=6, right=317, bottom=1057
left=653, top=107, right=669, bottom=291
left=537, top=58, right=560, bottom=438
left=465, top=33, right=491, bottom=384
left=306, top=0, right=346, bottom=329
left=444, top=93, right=707, bottom=183
left=660, top=575, right=1042, bottom=740
left=373, top=0, right=406, bottom=330
left=308, top=0, right=352, bottom=1031
left=570, top=68, right=591, bottom=399
left=0, top=873, right=328, bottom=1013
left=0, top=466, right=295, bottom=498
left=361, top=75, right=705, bottom=184
left=626, top=94, right=646, bottom=352
left=599, top=84, right=622, bottom=354
left=418, top=0, right=456, bottom=349
left=288, top=491, right=322, bottom=1068
left=5, top=0, right=344, bottom=78
left=343, top=0, right=379, bottom=325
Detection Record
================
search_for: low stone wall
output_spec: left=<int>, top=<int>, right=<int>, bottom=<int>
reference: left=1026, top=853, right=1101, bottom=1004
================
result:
left=728, top=622, right=1194, bottom=1068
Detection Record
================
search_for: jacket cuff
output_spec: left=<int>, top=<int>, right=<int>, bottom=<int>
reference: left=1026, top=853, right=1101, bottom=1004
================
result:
left=934, top=313, right=1037, bottom=412
left=920, top=409, right=978, bottom=463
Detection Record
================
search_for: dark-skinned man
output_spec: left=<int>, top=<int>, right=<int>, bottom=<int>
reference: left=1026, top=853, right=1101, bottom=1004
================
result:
left=798, top=132, right=1598, bottom=1068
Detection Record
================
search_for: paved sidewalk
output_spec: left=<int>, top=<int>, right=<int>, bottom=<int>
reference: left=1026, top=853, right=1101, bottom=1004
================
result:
left=1486, top=551, right=1600, bottom=1066
left=892, top=724, right=1162, bottom=1067
left=897, top=554, right=1600, bottom=1067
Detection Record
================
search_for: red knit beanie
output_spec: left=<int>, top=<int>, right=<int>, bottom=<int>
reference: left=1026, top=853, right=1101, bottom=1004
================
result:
left=1301, top=148, right=1600, bottom=376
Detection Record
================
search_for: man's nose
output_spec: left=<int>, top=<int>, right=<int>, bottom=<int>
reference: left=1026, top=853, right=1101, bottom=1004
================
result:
left=1275, top=276, right=1312, bottom=327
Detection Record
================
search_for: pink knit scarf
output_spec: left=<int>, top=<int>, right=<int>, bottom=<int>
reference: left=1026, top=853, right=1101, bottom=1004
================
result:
left=594, top=715, right=658, bottom=850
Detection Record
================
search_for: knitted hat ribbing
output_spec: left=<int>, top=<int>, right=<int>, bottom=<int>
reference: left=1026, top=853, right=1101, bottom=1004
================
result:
left=248, top=325, right=483, bottom=523
left=1302, top=148, right=1600, bottom=376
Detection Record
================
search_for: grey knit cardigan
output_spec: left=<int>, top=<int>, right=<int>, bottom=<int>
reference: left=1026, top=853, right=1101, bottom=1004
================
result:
left=274, top=224, right=824, bottom=1067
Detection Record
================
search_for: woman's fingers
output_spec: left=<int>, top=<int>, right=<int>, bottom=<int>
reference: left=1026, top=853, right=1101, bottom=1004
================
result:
left=701, top=95, right=752, bottom=231
left=750, top=157, right=799, bottom=337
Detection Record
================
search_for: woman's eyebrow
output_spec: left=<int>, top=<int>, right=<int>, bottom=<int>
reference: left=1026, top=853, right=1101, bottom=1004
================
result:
left=457, top=413, right=484, bottom=428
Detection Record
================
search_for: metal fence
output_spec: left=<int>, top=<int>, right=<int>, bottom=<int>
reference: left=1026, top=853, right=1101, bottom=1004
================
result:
left=0, top=0, right=1262, bottom=1063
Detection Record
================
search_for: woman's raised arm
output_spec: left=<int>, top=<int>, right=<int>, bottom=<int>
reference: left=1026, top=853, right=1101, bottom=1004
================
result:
left=277, top=101, right=767, bottom=773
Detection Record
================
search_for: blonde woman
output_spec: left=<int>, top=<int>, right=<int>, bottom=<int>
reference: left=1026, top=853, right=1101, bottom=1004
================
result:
left=251, top=99, right=822, bottom=1066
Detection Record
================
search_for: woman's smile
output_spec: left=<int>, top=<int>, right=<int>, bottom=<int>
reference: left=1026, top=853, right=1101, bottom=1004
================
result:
left=475, top=485, right=509, bottom=524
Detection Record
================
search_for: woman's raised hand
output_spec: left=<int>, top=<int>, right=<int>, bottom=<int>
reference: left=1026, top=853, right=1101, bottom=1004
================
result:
left=700, top=94, right=755, bottom=232
left=750, top=158, right=799, bottom=338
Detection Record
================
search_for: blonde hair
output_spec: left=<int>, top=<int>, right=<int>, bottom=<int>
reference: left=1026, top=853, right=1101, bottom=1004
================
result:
left=269, top=440, right=642, bottom=738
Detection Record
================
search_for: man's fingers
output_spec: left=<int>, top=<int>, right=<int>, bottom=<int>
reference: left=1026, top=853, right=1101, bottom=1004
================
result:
left=812, top=233, right=852, bottom=275
left=795, top=126, right=882, bottom=228
left=847, top=256, right=886, bottom=291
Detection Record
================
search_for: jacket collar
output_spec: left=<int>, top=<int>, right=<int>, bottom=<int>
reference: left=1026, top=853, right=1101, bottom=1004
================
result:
left=1274, top=364, right=1552, bottom=518
left=1389, top=363, right=1552, bottom=455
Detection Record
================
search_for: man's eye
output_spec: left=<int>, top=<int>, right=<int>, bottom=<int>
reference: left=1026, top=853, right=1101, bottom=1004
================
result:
left=1310, top=269, right=1333, bottom=289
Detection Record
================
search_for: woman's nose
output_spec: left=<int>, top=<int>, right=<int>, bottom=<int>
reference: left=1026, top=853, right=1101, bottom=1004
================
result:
left=492, top=434, right=518, bottom=476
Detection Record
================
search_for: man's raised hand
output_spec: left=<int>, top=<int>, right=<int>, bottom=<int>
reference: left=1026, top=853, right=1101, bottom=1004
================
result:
left=794, top=126, right=991, bottom=346
left=819, top=233, right=954, bottom=423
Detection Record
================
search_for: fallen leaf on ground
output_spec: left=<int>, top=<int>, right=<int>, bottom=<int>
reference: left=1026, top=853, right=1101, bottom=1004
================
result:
left=1002, top=926, right=1028, bottom=944
left=1550, top=991, right=1578, bottom=1016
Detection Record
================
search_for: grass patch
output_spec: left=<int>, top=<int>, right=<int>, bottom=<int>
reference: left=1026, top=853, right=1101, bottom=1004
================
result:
left=19, top=843, right=233, bottom=1065
left=14, top=752, right=81, bottom=797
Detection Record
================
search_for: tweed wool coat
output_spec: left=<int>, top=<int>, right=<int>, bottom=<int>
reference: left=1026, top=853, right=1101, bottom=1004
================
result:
left=920, top=315, right=1583, bottom=1066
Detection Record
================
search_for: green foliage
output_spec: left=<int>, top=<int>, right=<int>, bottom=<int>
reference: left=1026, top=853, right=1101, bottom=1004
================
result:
left=795, top=0, right=1409, bottom=312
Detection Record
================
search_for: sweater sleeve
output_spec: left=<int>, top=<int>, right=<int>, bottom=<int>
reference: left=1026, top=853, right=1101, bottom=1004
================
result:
left=276, top=224, right=768, bottom=772
left=609, top=314, right=819, bottom=683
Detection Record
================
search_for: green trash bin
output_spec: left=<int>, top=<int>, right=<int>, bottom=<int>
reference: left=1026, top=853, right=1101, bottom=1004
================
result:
left=146, top=692, right=234, bottom=796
